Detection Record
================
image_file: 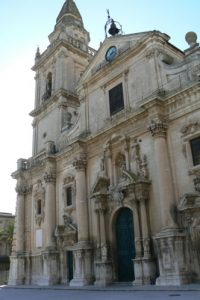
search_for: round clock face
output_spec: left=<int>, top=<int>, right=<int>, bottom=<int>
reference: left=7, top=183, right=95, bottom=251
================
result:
left=105, top=46, right=117, bottom=62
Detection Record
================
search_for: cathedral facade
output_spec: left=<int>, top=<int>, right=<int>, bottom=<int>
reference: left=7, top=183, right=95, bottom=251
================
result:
left=9, top=0, right=200, bottom=287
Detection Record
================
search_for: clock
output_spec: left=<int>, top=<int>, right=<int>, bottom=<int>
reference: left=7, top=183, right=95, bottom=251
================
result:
left=105, top=46, right=117, bottom=62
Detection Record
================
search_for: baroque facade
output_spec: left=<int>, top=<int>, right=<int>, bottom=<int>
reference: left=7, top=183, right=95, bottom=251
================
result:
left=9, top=0, right=200, bottom=287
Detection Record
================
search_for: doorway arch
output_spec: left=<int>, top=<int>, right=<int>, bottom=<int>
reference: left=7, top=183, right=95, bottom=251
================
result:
left=115, top=207, right=135, bottom=281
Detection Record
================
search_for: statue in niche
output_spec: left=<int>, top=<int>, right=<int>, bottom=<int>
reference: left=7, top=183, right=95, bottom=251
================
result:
left=116, top=153, right=126, bottom=182
left=140, top=155, right=149, bottom=180
left=62, top=109, right=72, bottom=129
left=131, top=139, right=149, bottom=180
left=42, top=72, right=52, bottom=101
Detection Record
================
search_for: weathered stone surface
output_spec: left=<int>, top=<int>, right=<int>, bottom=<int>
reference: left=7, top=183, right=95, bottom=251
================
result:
left=9, top=1, right=200, bottom=288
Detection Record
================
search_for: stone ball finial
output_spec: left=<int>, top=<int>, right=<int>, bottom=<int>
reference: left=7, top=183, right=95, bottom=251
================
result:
left=185, top=31, right=198, bottom=47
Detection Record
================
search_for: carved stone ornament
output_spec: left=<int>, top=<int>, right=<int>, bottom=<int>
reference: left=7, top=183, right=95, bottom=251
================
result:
left=63, top=174, right=74, bottom=186
left=91, top=176, right=110, bottom=195
left=110, top=186, right=124, bottom=204
left=194, top=176, right=200, bottom=193
left=73, top=154, right=87, bottom=171
left=55, top=214, right=77, bottom=247
left=145, top=49, right=155, bottom=60
left=131, top=139, right=149, bottom=181
left=15, top=177, right=27, bottom=195
left=148, top=118, right=167, bottom=138
left=33, top=180, right=45, bottom=226
left=178, top=193, right=200, bottom=251
left=191, top=64, right=200, bottom=81
left=44, top=172, right=56, bottom=183
left=181, top=121, right=200, bottom=137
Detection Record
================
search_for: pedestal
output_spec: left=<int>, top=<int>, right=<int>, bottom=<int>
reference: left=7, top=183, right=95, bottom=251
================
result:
left=70, top=243, right=94, bottom=286
left=133, top=257, right=156, bottom=285
left=95, top=261, right=113, bottom=286
left=155, top=227, right=190, bottom=285
left=39, top=251, right=59, bottom=286
left=8, top=254, right=25, bottom=285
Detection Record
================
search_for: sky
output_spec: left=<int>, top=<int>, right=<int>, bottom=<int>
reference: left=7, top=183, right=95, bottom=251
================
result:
left=0, top=0, right=199, bottom=214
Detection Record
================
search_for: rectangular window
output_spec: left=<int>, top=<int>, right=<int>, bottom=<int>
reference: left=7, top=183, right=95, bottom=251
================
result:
left=66, top=187, right=72, bottom=206
left=190, top=137, right=200, bottom=166
left=109, top=83, right=124, bottom=116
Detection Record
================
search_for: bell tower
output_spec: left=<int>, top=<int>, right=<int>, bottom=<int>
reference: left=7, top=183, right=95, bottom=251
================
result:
left=31, top=0, right=94, bottom=155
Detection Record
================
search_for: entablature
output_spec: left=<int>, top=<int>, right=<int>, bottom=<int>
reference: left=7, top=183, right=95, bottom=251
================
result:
left=30, top=88, right=79, bottom=118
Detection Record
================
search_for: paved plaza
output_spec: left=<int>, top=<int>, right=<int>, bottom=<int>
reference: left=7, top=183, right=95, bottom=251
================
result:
left=0, top=286, right=200, bottom=300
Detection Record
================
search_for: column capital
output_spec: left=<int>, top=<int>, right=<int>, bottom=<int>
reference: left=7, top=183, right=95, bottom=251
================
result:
left=148, top=118, right=167, bottom=138
left=16, top=185, right=27, bottom=196
left=44, top=172, right=56, bottom=183
left=15, top=178, right=31, bottom=195
left=73, top=158, right=86, bottom=171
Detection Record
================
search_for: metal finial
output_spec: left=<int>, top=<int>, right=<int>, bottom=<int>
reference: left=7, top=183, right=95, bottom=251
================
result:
left=107, top=9, right=110, bottom=19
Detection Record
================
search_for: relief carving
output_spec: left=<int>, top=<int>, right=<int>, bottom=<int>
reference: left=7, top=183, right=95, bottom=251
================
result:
left=148, top=118, right=167, bottom=138
left=194, top=176, right=200, bottom=193
left=33, top=180, right=45, bottom=226
left=191, top=64, right=200, bottom=81
left=181, top=121, right=200, bottom=137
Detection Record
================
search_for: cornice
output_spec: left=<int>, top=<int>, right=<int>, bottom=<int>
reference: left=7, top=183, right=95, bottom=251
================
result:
left=79, top=31, right=182, bottom=89
left=32, top=39, right=94, bottom=71
left=165, top=81, right=200, bottom=120
left=30, top=89, right=79, bottom=118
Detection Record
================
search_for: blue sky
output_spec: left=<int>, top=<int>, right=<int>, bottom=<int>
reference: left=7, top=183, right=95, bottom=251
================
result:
left=0, top=0, right=199, bottom=213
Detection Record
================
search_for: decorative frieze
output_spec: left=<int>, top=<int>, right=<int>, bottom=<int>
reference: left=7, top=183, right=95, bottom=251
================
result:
left=181, top=121, right=200, bottom=137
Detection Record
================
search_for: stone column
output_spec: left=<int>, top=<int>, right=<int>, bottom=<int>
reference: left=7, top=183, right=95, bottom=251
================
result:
left=73, top=158, right=89, bottom=242
left=70, top=156, right=93, bottom=286
left=148, top=118, right=190, bottom=285
left=148, top=119, right=175, bottom=228
left=140, top=199, right=150, bottom=258
left=8, top=176, right=27, bottom=285
left=132, top=202, right=142, bottom=258
left=132, top=201, right=143, bottom=285
left=44, top=171, right=56, bottom=249
left=139, top=197, right=156, bottom=285
left=39, top=166, right=59, bottom=286
left=94, top=196, right=113, bottom=287
left=15, top=182, right=26, bottom=253
left=95, top=209, right=101, bottom=258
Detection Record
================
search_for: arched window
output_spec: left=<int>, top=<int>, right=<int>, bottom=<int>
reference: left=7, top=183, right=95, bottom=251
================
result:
left=46, top=72, right=52, bottom=97
left=42, top=72, right=52, bottom=101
